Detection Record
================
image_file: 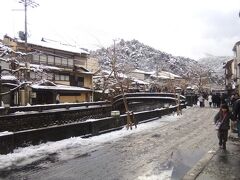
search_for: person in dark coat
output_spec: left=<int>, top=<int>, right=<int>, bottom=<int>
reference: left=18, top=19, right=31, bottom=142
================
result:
left=215, top=93, right=221, bottom=108
left=212, top=94, right=217, bottom=108
left=214, top=104, right=232, bottom=150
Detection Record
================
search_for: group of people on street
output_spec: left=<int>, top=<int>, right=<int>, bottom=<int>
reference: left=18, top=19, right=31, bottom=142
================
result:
left=198, top=93, right=227, bottom=108
left=213, top=93, right=240, bottom=150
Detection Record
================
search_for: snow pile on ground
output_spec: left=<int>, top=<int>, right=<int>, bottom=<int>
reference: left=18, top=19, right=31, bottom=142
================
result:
left=0, top=112, right=182, bottom=170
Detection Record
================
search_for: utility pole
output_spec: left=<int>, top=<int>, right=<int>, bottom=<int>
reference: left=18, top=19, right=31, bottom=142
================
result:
left=18, top=0, right=39, bottom=105
left=19, top=0, right=39, bottom=46
left=19, top=0, right=39, bottom=79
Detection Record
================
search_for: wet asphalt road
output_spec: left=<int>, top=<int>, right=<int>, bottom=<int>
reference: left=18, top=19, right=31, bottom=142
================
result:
left=1, top=107, right=219, bottom=180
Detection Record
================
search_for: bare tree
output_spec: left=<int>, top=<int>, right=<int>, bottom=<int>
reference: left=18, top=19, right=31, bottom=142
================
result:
left=93, top=40, right=136, bottom=129
left=0, top=42, right=51, bottom=105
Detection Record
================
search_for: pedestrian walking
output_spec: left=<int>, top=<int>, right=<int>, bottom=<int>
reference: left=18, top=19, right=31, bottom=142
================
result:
left=216, top=93, right=221, bottom=108
left=198, top=94, right=204, bottom=107
left=208, top=94, right=212, bottom=107
left=212, top=94, right=217, bottom=108
left=214, top=104, right=232, bottom=150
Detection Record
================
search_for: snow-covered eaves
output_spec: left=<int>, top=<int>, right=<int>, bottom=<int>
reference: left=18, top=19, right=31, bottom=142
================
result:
left=31, top=84, right=92, bottom=92
left=94, top=89, right=111, bottom=93
left=19, top=63, right=63, bottom=71
left=74, top=65, right=94, bottom=75
left=1, top=75, right=17, bottom=80
left=101, top=70, right=128, bottom=79
left=151, top=71, right=181, bottom=79
left=150, top=74, right=170, bottom=79
left=7, top=35, right=89, bottom=55
left=160, top=71, right=181, bottom=79
left=132, top=79, right=149, bottom=85
left=0, top=42, right=12, bottom=52
left=132, top=69, right=153, bottom=75
left=29, top=39, right=89, bottom=55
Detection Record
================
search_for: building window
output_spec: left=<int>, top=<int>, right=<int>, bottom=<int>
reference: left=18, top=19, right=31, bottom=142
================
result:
left=40, top=55, right=47, bottom=64
left=48, top=55, right=54, bottom=65
left=77, top=77, right=84, bottom=87
left=55, top=74, right=60, bottom=81
left=68, top=58, right=73, bottom=67
left=60, top=75, right=65, bottom=80
left=75, top=59, right=86, bottom=66
left=55, top=57, right=62, bottom=66
left=55, top=74, right=69, bottom=81
left=65, top=75, right=69, bottom=81
left=62, top=58, right=68, bottom=66
left=32, top=54, right=39, bottom=63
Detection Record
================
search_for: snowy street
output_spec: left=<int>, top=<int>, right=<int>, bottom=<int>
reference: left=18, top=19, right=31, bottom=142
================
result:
left=1, top=106, right=219, bottom=180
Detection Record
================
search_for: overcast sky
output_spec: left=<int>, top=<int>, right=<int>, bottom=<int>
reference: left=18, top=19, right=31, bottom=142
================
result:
left=0, top=0, right=240, bottom=60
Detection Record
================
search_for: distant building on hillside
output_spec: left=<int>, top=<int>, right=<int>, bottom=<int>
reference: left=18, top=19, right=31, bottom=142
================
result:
left=128, top=69, right=152, bottom=81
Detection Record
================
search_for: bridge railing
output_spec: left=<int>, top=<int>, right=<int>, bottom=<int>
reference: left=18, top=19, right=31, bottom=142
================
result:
left=113, top=92, right=185, bottom=103
left=0, top=101, right=110, bottom=115
left=0, top=105, right=112, bottom=132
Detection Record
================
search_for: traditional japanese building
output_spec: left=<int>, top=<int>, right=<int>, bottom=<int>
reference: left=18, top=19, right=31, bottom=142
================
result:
left=232, top=41, right=240, bottom=95
left=2, top=35, right=94, bottom=105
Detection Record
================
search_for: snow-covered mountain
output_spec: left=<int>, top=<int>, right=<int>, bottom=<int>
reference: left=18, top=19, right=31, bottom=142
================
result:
left=198, top=55, right=232, bottom=78
left=91, top=39, right=208, bottom=78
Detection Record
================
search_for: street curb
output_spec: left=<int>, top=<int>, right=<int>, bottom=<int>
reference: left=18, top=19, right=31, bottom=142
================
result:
left=182, top=147, right=218, bottom=180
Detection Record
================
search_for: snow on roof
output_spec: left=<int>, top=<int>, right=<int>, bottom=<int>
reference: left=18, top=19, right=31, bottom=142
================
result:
left=132, top=79, right=149, bottom=85
left=101, top=70, right=128, bottom=79
left=31, top=84, right=92, bottom=92
left=19, top=63, right=63, bottom=71
left=74, top=65, right=94, bottom=75
left=7, top=35, right=89, bottom=55
left=0, top=131, right=13, bottom=137
left=151, top=71, right=181, bottom=79
left=150, top=74, right=170, bottom=79
left=0, top=42, right=12, bottom=52
left=132, top=69, right=153, bottom=75
left=160, top=71, right=181, bottom=79
left=31, top=64, right=63, bottom=71
left=1, top=75, right=17, bottom=80
left=30, top=39, right=89, bottom=54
